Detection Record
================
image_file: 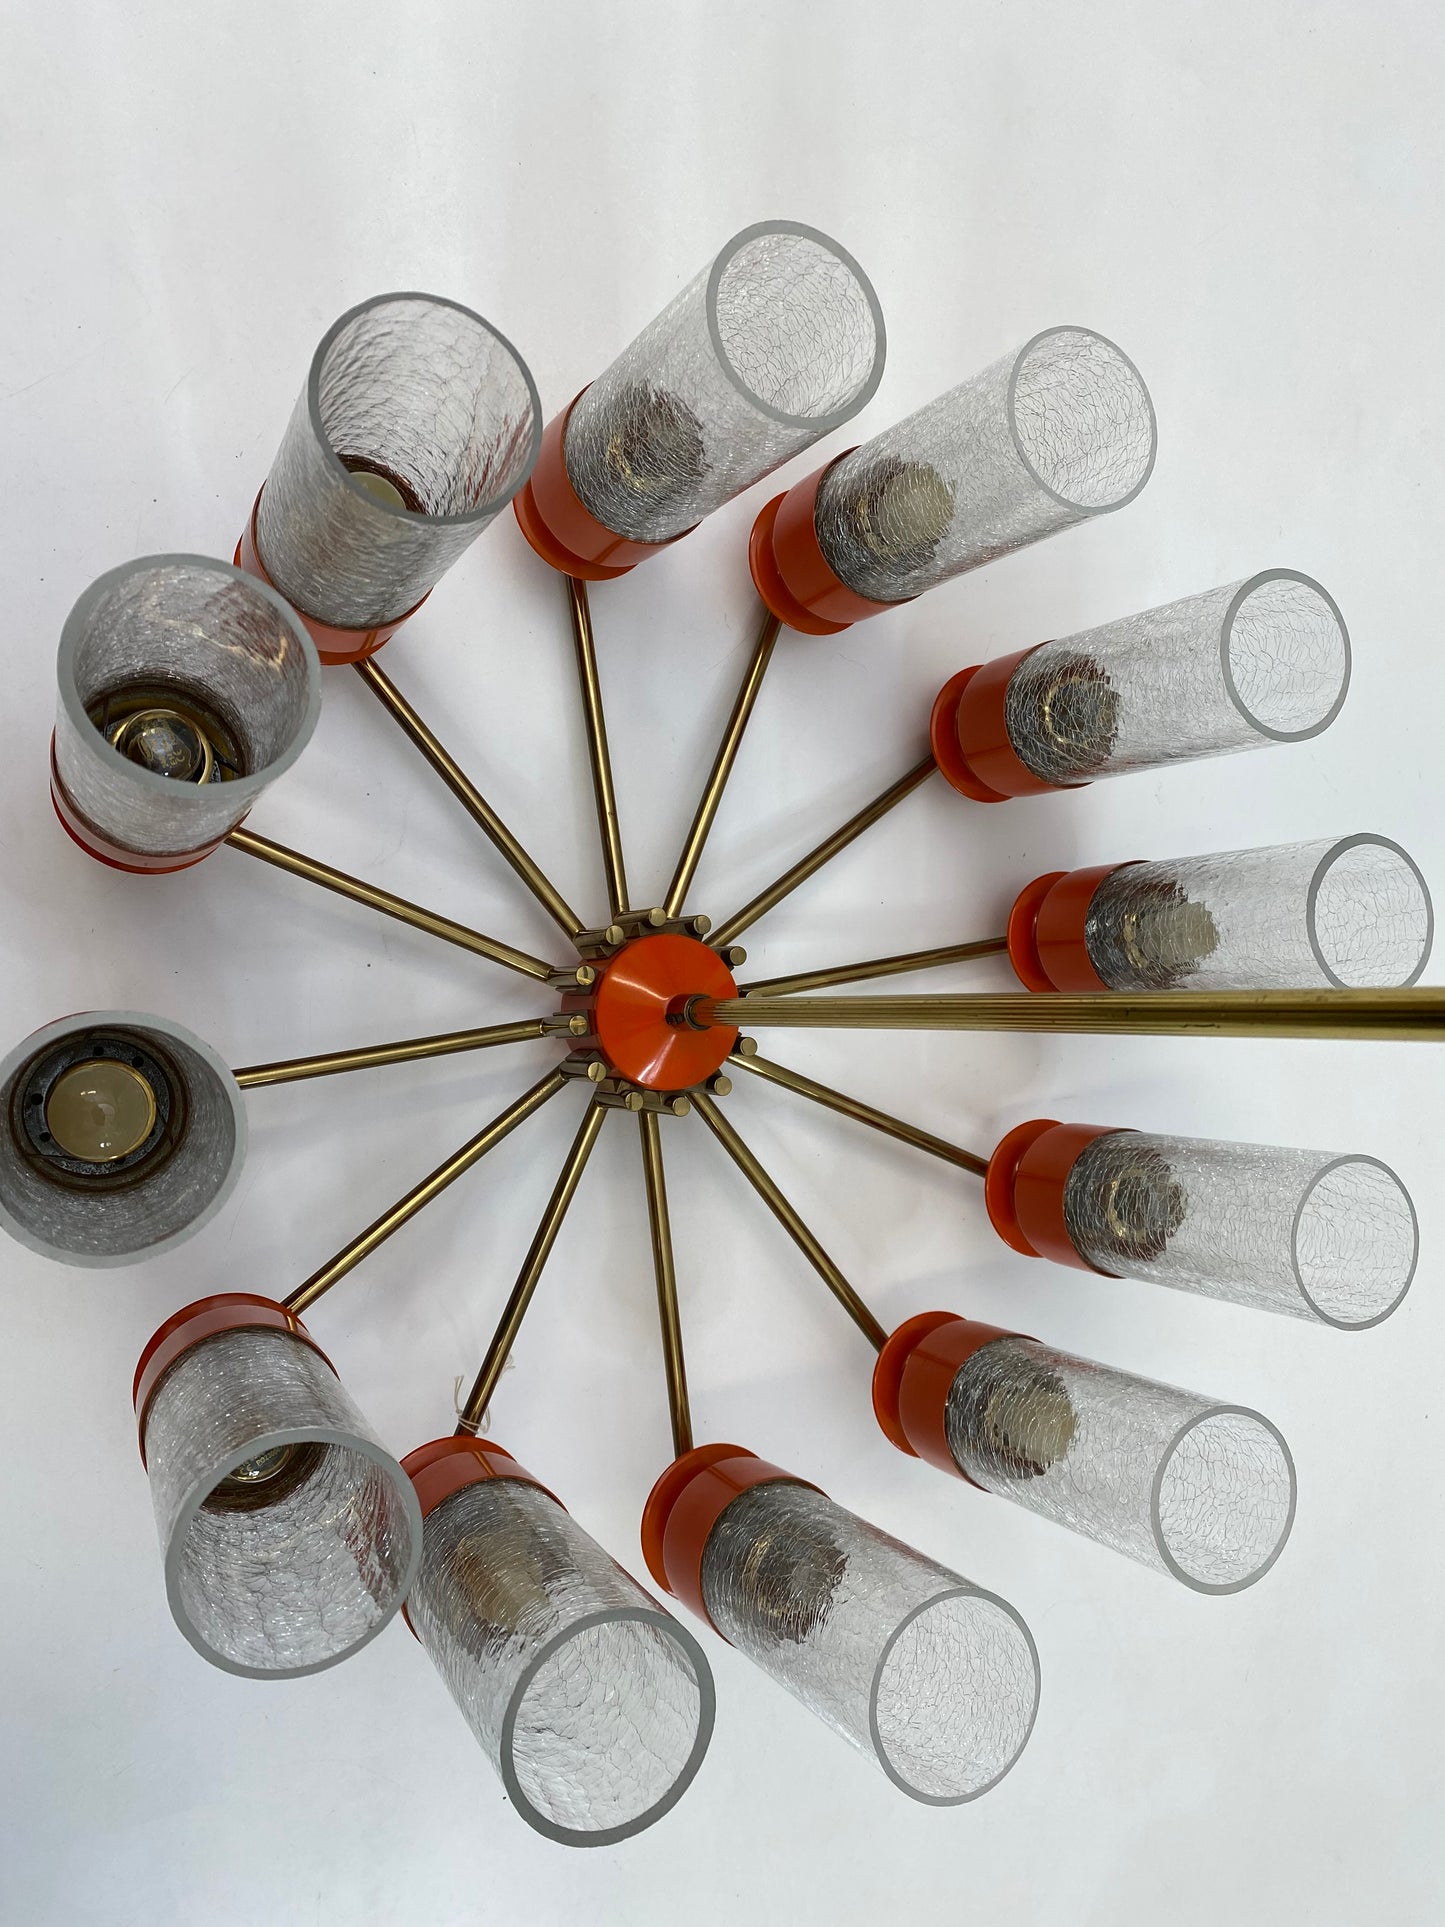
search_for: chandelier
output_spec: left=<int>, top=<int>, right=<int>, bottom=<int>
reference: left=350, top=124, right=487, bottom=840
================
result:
left=7, top=221, right=1437, bottom=1847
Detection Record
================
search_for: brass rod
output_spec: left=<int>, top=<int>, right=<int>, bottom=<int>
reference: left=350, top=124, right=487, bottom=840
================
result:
left=742, top=934, right=1009, bottom=998
left=638, top=1110, right=693, bottom=1457
left=567, top=575, right=629, bottom=918
left=282, top=1069, right=568, bottom=1315
left=456, top=1100, right=608, bottom=1432
left=225, top=826, right=555, bottom=981
left=732, top=1050, right=990, bottom=1176
left=701, top=987, right=1445, bottom=1041
left=233, top=1018, right=552, bottom=1089
left=663, top=609, right=781, bottom=918
left=690, top=1091, right=886, bottom=1351
left=710, top=756, right=938, bottom=947
left=354, top=657, right=585, bottom=940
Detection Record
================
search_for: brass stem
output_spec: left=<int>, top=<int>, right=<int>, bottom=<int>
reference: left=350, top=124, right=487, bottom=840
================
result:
left=732, top=1050, right=989, bottom=1176
left=233, top=1018, right=552, bottom=1089
left=701, top=987, right=1445, bottom=1040
left=690, top=1091, right=886, bottom=1351
left=741, top=935, right=1008, bottom=999
left=638, top=1110, right=693, bottom=1457
left=455, top=1100, right=608, bottom=1433
left=567, top=576, right=629, bottom=919
left=663, top=609, right=781, bottom=918
left=225, top=826, right=555, bottom=982
left=354, top=658, right=585, bottom=940
left=709, top=756, right=938, bottom=947
left=282, top=1069, right=567, bottom=1314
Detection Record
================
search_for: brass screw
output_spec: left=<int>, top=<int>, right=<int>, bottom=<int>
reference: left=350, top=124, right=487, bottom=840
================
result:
left=732, top=1035, right=759, bottom=1058
left=645, top=907, right=668, bottom=927
left=604, top=924, right=625, bottom=946
left=718, top=945, right=747, bottom=967
left=686, top=914, right=712, bottom=936
left=586, top=1060, right=607, bottom=1083
left=706, top=1073, right=732, bottom=1096
left=669, top=1095, right=692, bottom=1116
left=574, top=963, right=596, bottom=987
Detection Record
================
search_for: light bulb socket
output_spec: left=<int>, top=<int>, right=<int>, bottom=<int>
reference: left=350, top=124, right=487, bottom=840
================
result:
left=1005, top=862, right=1137, bottom=990
left=133, top=1293, right=331, bottom=1463
left=641, top=1442, right=814, bottom=1631
left=984, top=1120, right=1126, bottom=1270
left=49, top=734, right=232, bottom=874
left=236, top=488, right=429, bottom=665
left=747, top=457, right=902, bottom=635
left=513, top=392, right=689, bottom=580
left=871, top=1312, right=1028, bottom=1478
left=0, top=1012, right=246, bottom=1268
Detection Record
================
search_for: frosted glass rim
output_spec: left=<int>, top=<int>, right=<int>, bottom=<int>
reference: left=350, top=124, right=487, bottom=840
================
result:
left=867, top=1583, right=1040, bottom=1804
left=499, top=1604, right=715, bottom=1846
left=704, top=220, right=887, bottom=432
left=306, top=291, right=544, bottom=527
left=1149, top=1404, right=1297, bottom=1595
left=1306, top=833, right=1433, bottom=988
left=56, top=555, right=322, bottom=805
left=1290, top=1152, right=1419, bottom=1328
left=0, top=1008, right=247, bottom=1269
left=1005, top=324, right=1158, bottom=513
left=1220, top=569, right=1352, bottom=742
left=161, top=1420, right=423, bottom=1680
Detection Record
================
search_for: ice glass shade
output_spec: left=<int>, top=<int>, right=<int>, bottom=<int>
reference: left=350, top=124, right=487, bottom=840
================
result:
left=54, top=557, right=319, bottom=859
left=1083, top=835, right=1433, bottom=990
left=141, top=1326, right=420, bottom=1677
left=1064, top=1131, right=1418, bottom=1327
left=563, top=221, right=885, bottom=545
left=0, top=1011, right=245, bottom=1266
left=408, top=1478, right=714, bottom=1846
left=1001, top=571, right=1349, bottom=786
left=945, top=1338, right=1296, bottom=1592
left=699, top=1481, right=1038, bottom=1802
left=256, top=293, right=543, bottom=628
left=813, top=326, right=1155, bottom=602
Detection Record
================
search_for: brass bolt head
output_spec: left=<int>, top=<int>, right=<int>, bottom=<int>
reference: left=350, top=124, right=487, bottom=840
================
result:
left=732, top=1035, right=759, bottom=1058
left=706, top=1073, right=732, bottom=1097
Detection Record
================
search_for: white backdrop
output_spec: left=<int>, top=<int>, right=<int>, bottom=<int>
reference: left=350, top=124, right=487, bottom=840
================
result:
left=1, top=3, right=1442, bottom=1922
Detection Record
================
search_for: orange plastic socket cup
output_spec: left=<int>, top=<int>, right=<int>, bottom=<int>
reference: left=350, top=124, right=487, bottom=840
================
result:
left=871, top=1313, right=1027, bottom=1480
left=1005, top=862, right=1135, bottom=989
left=641, top=1442, right=812, bottom=1629
left=748, top=458, right=903, bottom=635
left=513, top=393, right=689, bottom=581
left=133, top=1294, right=331, bottom=1462
left=984, top=1120, right=1123, bottom=1270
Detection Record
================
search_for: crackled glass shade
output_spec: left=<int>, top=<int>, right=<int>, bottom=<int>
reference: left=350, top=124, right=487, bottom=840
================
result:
left=700, top=1481, right=1038, bottom=1802
left=1063, top=1131, right=1418, bottom=1327
left=563, top=221, right=885, bottom=545
left=0, top=1011, right=245, bottom=1266
left=1083, top=835, right=1432, bottom=990
left=141, top=1326, right=421, bottom=1677
left=408, top=1477, right=714, bottom=1846
left=256, top=293, right=543, bottom=628
left=945, top=1338, right=1296, bottom=1592
left=54, top=557, right=319, bottom=859
left=812, top=326, right=1155, bottom=602
left=1000, top=571, right=1349, bottom=786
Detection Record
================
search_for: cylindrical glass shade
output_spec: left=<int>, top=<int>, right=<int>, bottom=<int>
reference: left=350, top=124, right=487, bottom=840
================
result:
left=408, top=1476, right=713, bottom=1846
left=812, top=326, right=1155, bottom=603
left=700, top=1481, right=1038, bottom=1802
left=945, top=1338, right=1295, bottom=1592
left=1063, top=1132, right=1418, bottom=1327
left=1084, top=836, right=1433, bottom=990
left=0, top=1011, right=245, bottom=1266
left=562, top=222, right=885, bottom=545
left=54, top=557, right=319, bottom=863
left=141, top=1325, right=421, bottom=1676
left=1001, top=571, right=1349, bottom=786
left=255, top=293, right=542, bottom=628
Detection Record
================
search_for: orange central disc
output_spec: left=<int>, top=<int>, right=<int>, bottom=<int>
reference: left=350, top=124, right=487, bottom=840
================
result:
left=585, top=935, right=739, bottom=1090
